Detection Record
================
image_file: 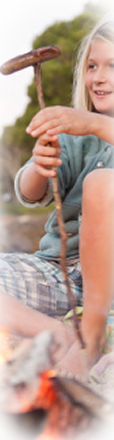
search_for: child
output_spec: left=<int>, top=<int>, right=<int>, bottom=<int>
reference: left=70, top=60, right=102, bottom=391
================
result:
left=0, top=17, right=114, bottom=374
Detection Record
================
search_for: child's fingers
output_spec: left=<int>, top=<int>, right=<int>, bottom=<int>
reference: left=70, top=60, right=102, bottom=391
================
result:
left=33, top=145, right=61, bottom=159
left=47, top=125, right=67, bottom=136
left=33, top=135, right=61, bottom=158
left=33, top=163, right=57, bottom=178
left=33, top=153, right=62, bottom=177
left=36, top=132, right=59, bottom=145
left=26, top=106, right=68, bottom=137
left=26, top=106, right=76, bottom=137
left=33, top=153, right=62, bottom=168
left=26, top=107, right=58, bottom=131
left=32, top=133, right=62, bottom=178
left=26, top=119, right=59, bottom=138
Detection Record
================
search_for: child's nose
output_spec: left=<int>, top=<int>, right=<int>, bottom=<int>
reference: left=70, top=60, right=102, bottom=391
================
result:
left=93, top=67, right=106, bottom=84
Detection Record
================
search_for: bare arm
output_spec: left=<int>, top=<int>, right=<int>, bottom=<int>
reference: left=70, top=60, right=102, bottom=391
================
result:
left=93, top=113, right=114, bottom=145
left=26, top=106, right=114, bottom=146
left=19, top=161, right=48, bottom=202
left=19, top=133, right=61, bottom=202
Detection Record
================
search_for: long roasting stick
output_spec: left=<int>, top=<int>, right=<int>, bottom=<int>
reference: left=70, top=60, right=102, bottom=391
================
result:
left=34, top=63, right=85, bottom=348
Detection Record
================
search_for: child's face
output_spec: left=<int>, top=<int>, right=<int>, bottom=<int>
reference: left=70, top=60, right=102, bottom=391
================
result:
left=85, top=38, right=114, bottom=116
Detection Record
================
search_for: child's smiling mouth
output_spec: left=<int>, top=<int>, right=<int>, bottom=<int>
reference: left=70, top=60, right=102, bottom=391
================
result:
left=94, top=90, right=112, bottom=96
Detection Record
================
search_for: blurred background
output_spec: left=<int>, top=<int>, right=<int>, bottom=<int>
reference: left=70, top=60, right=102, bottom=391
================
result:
left=0, top=0, right=113, bottom=253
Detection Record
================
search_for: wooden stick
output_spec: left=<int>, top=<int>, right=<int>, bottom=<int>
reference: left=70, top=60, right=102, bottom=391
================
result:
left=34, top=63, right=85, bottom=348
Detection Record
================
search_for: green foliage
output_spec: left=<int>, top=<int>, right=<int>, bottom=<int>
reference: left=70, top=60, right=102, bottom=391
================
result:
left=2, top=126, right=14, bottom=148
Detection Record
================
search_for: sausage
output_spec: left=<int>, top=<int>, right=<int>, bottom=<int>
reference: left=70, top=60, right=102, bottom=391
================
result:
left=0, top=45, right=61, bottom=75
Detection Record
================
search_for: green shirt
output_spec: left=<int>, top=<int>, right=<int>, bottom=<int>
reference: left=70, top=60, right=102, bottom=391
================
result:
left=15, top=134, right=114, bottom=261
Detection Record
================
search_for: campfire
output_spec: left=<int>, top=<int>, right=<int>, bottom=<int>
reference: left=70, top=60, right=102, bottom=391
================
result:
left=0, top=328, right=113, bottom=440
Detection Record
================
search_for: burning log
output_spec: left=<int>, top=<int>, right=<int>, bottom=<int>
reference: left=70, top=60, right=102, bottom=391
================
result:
left=0, top=329, right=113, bottom=439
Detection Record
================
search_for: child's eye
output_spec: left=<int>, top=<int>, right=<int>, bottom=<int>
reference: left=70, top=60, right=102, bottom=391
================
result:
left=110, top=63, right=114, bottom=68
left=88, top=64, right=96, bottom=70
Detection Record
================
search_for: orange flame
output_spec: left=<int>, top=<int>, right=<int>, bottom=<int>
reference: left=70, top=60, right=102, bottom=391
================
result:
left=33, top=370, right=57, bottom=410
left=34, top=371, right=64, bottom=439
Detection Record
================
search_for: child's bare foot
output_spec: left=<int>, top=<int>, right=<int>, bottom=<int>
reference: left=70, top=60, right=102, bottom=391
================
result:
left=55, top=341, right=88, bottom=381
left=55, top=331, right=106, bottom=381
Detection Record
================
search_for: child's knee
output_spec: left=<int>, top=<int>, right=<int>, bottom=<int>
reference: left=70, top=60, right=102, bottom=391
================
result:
left=82, top=169, right=114, bottom=213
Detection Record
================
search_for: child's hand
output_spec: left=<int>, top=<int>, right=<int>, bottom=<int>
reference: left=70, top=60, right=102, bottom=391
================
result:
left=32, top=132, right=62, bottom=178
left=26, top=106, right=91, bottom=137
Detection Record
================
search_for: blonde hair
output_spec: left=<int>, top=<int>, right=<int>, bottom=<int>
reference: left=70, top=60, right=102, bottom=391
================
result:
left=72, top=16, right=114, bottom=111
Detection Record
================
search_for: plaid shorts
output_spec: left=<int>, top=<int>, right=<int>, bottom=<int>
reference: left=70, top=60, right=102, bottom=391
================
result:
left=0, top=253, right=83, bottom=316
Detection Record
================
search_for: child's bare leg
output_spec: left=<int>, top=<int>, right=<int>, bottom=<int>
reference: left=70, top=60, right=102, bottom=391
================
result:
left=56, top=169, right=114, bottom=377
left=80, top=169, right=114, bottom=364
left=0, top=291, right=76, bottom=364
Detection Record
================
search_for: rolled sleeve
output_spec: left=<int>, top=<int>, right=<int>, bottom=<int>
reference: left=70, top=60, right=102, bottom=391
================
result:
left=14, top=165, right=54, bottom=208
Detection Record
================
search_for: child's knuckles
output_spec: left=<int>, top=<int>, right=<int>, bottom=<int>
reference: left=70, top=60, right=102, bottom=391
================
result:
left=36, top=164, right=49, bottom=177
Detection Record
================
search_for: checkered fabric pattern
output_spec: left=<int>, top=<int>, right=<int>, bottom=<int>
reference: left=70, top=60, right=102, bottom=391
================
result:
left=0, top=253, right=83, bottom=316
